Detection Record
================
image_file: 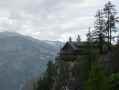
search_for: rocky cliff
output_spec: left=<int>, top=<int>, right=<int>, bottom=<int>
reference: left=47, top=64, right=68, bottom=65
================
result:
left=103, top=48, right=119, bottom=76
left=52, top=62, right=83, bottom=90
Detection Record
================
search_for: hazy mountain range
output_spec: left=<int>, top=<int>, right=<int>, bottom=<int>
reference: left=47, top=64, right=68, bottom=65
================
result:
left=0, top=31, right=65, bottom=90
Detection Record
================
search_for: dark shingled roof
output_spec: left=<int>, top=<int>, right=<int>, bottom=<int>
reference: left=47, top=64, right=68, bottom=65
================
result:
left=62, top=41, right=85, bottom=50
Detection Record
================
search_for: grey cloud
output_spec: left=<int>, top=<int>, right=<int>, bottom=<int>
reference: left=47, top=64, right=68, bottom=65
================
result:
left=0, top=0, right=118, bottom=41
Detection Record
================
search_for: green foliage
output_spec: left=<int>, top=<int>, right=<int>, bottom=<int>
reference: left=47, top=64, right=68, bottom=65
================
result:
left=46, top=60, right=56, bottom=80
left=103, top=1, right=119, bottom=51
left=93, top=10, right=106, bottom=55
left=84, top=59, right=108, bottom=90
left=81, top=29, right=99, bottom=81
left=34, top=60, right=56, bottom=90
left=76, top=56, right=84, bottom=62
left=80, top=52, right=98, bottom=82
left=108, top=73, right=119, bottom=90
left=81, top=29, right=108, bottom=90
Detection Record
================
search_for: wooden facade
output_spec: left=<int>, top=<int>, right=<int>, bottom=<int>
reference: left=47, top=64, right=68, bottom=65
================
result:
left=59, top=38, right=119, bottom=61
left=59, top=41, right=85, bottom=61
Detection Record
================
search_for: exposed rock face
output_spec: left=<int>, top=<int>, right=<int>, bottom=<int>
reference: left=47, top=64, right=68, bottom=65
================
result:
left=103, top=48, right=119, bottom=76
left=52, top=62, right=83, bottom=90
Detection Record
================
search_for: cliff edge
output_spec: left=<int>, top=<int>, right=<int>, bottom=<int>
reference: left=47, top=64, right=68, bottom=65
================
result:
left=52, top=62, right=83, bottom=90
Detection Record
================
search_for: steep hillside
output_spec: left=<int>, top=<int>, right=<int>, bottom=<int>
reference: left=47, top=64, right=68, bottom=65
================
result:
left=0, top=32, right=59, bottom=90
left=21, top=76, right=41, bottom=90
left=42, top=40, right=65, bottom=50
left=24, top=36, right=65, bottom=51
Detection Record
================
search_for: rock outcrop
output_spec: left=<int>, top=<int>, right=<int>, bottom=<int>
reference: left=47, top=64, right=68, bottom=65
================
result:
left=103, top=48, right=119, bottom=76
left=52, top=62, right=83, bottom=90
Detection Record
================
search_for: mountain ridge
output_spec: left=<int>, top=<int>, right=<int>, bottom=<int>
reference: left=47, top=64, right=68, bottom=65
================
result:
left=0, top=31, right=65, bottom=50
left=0, top=31, right=64, bottom=90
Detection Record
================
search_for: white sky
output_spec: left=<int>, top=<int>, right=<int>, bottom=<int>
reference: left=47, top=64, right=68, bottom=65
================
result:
left=0, top=0, right=119, bottom=41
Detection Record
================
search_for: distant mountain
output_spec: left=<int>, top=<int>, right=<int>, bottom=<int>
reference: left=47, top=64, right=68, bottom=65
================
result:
left=0, top=31, right=64, bottom=90
left=24, top=36, right=65, bottom=50
left=0, top=31, right=65, bottom=50
left=42, top=40, right=65, bottom=50
left=0, top=31, right=21, bottom=38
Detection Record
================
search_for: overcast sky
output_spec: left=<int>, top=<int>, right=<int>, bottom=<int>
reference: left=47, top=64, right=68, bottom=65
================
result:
left=0, top=0, right=119, bottom=41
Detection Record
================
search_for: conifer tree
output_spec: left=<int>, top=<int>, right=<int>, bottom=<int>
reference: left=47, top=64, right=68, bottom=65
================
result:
left=69, top=36, right=72, bottom=42
left=81, top=28, right=98, bottom=81
left=85, top=27, right=95, bottom=70
left=77, top=35, right=81, bottom=42
left=103, top=1, right=119, bottom=51
left=84, top=59, right=108, bottom=90
left=34, top=60, right=55, bottom=90
left=93, top=10, right=105, bottom=55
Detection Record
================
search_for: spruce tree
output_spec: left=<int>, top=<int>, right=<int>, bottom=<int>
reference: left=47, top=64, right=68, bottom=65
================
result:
left=93, top=10, right=105, bottom=55
left=77, top=35, right=81, bottom=42
left=85, top=27, right=95, bottom=70
left=81, top=28, right=97, bottom=81
left=103, top=1, right=119, bottom=51
left=84, top=59, right=108, bottom=90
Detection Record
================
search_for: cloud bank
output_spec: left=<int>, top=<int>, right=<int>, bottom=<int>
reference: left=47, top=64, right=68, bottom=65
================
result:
left=0, top=0, right=118, bottom=41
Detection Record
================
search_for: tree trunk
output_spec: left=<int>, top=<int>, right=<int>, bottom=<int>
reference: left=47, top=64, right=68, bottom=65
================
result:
left=99, top=34, right=103, bottom=55
left=108, top=10, right=110, bottom=51
left=109, top=26, right=112, bottom=51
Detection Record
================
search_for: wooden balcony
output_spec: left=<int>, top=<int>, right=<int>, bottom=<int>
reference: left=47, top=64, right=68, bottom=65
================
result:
left=59, top=55, right=78, bottom=61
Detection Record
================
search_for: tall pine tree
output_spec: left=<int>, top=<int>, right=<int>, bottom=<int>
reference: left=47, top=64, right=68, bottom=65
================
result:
left=81, top=28, right=98, bottom=81
left=93, top=10, right=105, bottom=55
left=103, top=1, right=119, bottom=51
left=77, top=35, right=81, bottom=42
